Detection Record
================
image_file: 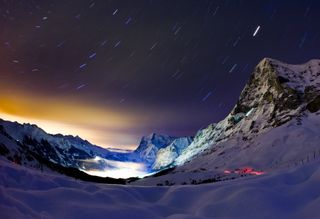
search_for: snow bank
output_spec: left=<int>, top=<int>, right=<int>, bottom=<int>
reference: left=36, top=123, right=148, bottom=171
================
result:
left=1, top=158, right=320, bottom=219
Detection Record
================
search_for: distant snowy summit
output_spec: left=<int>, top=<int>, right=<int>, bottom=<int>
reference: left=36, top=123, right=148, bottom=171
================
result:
left=132, top=133, right=193, bottom=168
left=0, top=58, right=320, bottom=183
left=133, top=133, right=176, bottom=164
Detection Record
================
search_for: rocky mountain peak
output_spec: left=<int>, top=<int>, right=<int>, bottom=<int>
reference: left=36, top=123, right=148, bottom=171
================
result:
left=135, top=133, right=175, bottom=152
left=231, top=58, right=320, bottom=127
left=133, top=133, right=176, bottom=164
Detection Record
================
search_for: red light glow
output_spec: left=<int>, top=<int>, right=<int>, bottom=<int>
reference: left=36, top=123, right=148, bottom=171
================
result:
left=224, top=167, right=265, bottom=176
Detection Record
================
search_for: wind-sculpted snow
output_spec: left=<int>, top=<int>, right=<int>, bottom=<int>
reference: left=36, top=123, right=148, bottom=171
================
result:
left=1, top=158, right=320, bottom=219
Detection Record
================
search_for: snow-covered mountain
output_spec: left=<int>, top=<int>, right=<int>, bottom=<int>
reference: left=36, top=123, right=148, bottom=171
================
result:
left=131, top=133, right=193, bottom=168
left=132, top=133, right=176, bottom=163
left=152, top=137, right=193, bottom=170
left=0, top=119, right=131, bottom=172
left=133, top=58, right=320, bottom=185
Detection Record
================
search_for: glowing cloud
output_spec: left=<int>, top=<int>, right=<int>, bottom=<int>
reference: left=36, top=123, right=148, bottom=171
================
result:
left=79, top=156, right=151, bottom=179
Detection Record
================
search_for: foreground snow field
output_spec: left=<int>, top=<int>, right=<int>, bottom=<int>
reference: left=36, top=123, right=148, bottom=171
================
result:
left=1, top=157, right=320, bottom=219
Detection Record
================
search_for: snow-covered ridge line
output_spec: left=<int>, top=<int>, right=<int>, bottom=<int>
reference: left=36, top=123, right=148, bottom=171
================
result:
left=261, top=57, right=320, bottom=92
left=0, top=118, right=193, bottom=178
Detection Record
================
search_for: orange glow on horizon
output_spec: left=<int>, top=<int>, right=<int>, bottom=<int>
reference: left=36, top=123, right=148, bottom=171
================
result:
left=0, top=92, right=139, bottom=150
left=0, top=112, right=136, bottom=150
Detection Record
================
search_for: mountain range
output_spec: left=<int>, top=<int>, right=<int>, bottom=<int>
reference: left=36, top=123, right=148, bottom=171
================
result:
left=0, top=58, right=320, bottom=185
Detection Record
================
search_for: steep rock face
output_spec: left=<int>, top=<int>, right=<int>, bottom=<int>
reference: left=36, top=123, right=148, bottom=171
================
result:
left=232, top=58, right=320, bottom=128
left=133, top=133, right=176, bottom=164
left=173, top=58, right=320, bottom=167
left=152, top=137, right=193, bottom=170
left=0, top=124, right=44, bottom=169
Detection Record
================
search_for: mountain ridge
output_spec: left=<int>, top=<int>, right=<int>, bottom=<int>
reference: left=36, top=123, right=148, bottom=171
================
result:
left=0, top=58, right=320, bottom=183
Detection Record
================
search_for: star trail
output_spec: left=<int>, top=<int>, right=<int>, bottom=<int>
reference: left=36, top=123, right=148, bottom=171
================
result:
left=0, top=0, right=319, bottom=149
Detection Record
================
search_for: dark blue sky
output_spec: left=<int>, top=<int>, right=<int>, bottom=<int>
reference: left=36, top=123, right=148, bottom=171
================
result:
left=0, top=0, right=319, bottom=147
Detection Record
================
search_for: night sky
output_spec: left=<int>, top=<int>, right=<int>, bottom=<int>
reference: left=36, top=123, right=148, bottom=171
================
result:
left=0, top=0, right=320, bottom=149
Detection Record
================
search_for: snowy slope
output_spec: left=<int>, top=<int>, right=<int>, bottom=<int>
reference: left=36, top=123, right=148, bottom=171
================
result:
left=133, top=113, right=320, bottom=185
left=133, top=58, right=320, bottom=185
left=175, top=58, right=320, bottom=166
left=1, top=156, right=320, bottom=219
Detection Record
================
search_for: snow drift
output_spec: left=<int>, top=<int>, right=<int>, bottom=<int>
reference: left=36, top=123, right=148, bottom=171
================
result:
left=1, top=157, right=320, bottom=219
